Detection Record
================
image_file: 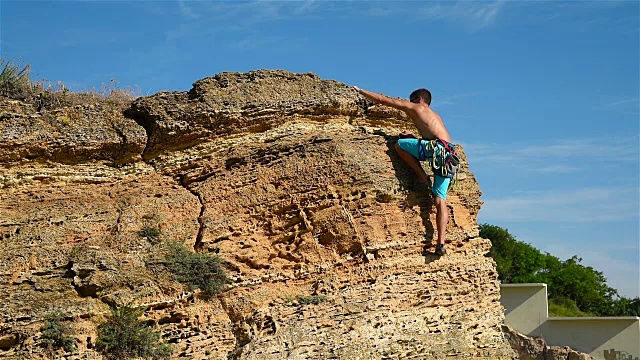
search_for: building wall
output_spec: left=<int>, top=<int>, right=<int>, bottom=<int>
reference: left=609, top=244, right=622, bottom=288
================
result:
left=501, top=283, right=548, bottom=336
left=500, top=284, right=640, bottom=360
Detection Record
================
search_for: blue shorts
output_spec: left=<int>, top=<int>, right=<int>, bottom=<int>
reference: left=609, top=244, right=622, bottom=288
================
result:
left=397, top=138, right=451, bottom=200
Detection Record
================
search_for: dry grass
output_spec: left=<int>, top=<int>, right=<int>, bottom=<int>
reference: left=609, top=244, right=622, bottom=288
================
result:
left=32, top=79, right=139, bottom=111
left=0, top=58, right=139, bottom=111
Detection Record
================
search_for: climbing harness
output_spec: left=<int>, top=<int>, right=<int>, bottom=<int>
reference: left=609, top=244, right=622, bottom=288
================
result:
left=418, top=138, right=461, bottom=186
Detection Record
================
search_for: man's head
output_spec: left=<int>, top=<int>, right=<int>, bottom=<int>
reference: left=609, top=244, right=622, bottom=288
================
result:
left=409, top=88, right=432, bottom=105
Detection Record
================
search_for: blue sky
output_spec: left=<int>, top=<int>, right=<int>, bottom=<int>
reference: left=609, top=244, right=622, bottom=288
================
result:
left=2, top=1, right=638, bottom=297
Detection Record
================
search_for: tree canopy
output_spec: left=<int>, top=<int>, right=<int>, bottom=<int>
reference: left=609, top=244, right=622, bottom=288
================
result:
left=480, top=224, right=639, bottom=317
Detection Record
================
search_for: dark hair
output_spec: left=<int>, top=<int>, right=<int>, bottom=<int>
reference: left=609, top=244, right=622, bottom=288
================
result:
left=409, top=88, right=432, bottom=105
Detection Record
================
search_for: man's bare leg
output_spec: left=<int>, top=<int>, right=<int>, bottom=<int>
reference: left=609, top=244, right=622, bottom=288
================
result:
left=395, top=141, right=447, bottom=254
left=434, top=196, right=447, bottom=245
left=394, top=143, right=429, bottom=183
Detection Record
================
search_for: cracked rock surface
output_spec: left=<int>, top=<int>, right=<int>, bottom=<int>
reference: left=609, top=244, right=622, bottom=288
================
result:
left=0, top=70, right=515, bottom=359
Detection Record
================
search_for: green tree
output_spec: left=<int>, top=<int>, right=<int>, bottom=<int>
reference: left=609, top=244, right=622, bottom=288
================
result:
left=609, top=297, right=640, bottom=317
left=547, top=255, right=618, bottom=314
left=480, top=223, right=639, bottom=317
left=481, top=224, right=547, bottom=283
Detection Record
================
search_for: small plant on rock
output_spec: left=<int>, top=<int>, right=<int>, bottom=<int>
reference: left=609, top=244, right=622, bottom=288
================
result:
left=1, top=57, right=138, bottom=111
left=0, top=58, right=32, bottom=100
left=139, top=225, right=162, bottom=243
left=164, top=241, right=231, bottom=297
left=96, top=305, right=171, bottom=360
left=40, top=309, right=76, bottom=353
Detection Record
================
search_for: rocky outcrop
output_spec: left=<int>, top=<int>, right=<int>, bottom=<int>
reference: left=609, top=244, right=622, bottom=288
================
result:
left=0, top=70, right=514, bottom=359
left=502, top=325, right=594, bottom=360
left=0, top=100, right=146, bottom=165
left=125, top=70, right=407, bottom=160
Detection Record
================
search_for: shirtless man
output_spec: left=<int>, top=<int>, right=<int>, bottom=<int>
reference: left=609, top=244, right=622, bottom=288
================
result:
left=353, top=86, right=452, bottom=256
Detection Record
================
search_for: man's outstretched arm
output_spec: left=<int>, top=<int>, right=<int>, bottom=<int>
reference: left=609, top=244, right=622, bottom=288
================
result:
left=354, top=86, right=415, bottom=112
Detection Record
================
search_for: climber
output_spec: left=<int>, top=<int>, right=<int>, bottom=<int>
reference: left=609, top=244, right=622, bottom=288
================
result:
left=353, top=85, right=454, bottom=256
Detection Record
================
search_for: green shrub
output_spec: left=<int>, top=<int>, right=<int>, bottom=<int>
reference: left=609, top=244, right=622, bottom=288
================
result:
left=0, top=58, right=33, bottom=101
left=548, top=297, right=592, bottom=317
left=0, top=58, right=30, bottom=84
left=96, top=305, right=171, bottom=360
left=286, top=295, right=327, bottom=305
left=40, top=309, right=76, bottom=352
left=164, top=242, right=230, bottom=297
left=140, top=225, right=162, bottom=243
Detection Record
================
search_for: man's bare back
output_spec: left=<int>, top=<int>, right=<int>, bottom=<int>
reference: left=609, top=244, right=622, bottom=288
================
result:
left=405, top=106, right=451, bottom=143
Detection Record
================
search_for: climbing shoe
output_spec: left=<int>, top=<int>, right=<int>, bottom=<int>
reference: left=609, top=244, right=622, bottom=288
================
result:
left=435, top=244, right=446, bottom=256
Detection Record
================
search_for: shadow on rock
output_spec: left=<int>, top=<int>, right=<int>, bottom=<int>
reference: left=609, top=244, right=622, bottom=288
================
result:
left=378, top=131, right=437, bottom=261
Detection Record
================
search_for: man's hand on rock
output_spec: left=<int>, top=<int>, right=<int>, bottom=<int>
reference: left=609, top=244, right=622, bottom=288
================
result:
left=353, top=86, right=362, bottom=94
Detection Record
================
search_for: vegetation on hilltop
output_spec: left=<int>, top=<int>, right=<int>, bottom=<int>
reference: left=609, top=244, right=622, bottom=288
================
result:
left=0, top=58, right=137, bottom=111
left=481, top=223, right=640, bottom=317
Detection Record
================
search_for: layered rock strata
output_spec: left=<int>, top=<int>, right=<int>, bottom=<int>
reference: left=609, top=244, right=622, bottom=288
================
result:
left=0, top=70, right=515, bottom=359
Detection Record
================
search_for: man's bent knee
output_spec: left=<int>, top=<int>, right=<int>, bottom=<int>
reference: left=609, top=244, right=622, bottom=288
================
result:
left=396, top=138, right=427, bottom=162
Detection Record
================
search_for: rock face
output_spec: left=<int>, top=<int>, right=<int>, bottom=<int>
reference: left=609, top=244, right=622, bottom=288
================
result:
left=0, top=70, right=515, bottom=359
left=0, top=100, right=146, bottom=165
left=502, top=325, right=594, bottom=360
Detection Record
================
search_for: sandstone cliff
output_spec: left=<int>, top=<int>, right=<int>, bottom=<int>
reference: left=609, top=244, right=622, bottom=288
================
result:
left=0, top=70, right=515, bottom=359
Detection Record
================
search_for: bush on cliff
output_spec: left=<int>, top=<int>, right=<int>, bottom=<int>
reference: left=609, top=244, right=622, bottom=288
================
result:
left=164, top=242, right=231, bottom=297
left=40, top=309, right=76, bottom=353
left=139, top=225, right=162, bottom=244
left=96, top=305, right=171, bottom=360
